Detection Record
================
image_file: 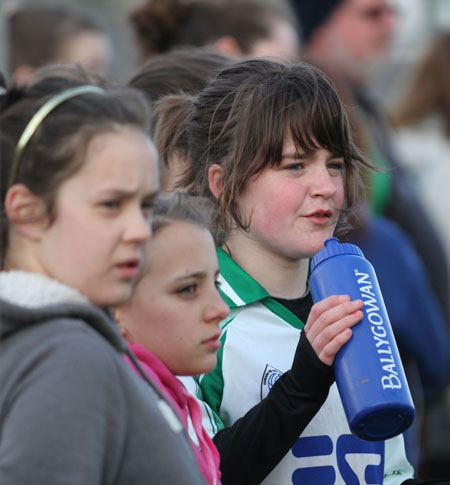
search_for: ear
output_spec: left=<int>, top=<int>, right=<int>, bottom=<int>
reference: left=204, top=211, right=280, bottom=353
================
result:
left=208, top=164, right=224, bottom=200
left=5, top=184, right=49, bottom=240
left=213, top=36, right=243, bottom=58
left=112, top=309, right=134, bottom=343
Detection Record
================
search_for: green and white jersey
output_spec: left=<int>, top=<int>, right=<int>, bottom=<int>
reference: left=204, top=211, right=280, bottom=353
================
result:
left=191, top=248, right=414, bottom=485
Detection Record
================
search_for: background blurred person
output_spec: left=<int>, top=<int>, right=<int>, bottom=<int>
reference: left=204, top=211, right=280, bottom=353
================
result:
left=293, top=0, right=396, bottom=79
left=392, top=31, right=450, bottom=283
left=128, top=46, right=231, bottom=192
left=391, top=30, right=450, bottom=480
left=129, top=0, right=300, bottom=63
left=128, top=46, right=230, bottom=107
left=7, top=4, right=113, bottom=85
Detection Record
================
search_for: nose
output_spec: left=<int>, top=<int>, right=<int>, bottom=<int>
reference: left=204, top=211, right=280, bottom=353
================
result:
left=309, top=166, right=337, bottom=199
left=383, top=9, right=397, bottom=33
left=379, top=2, right=397, bottom=34
left=124, top=208, right=151, bottom=244
left=204, top=289, right=230, bottom=324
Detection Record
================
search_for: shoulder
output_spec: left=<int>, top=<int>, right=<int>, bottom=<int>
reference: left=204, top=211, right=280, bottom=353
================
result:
left=3, top=314, right=128, bottom=395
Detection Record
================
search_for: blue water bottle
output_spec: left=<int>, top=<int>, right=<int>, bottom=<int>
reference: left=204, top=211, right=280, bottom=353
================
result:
left=309, top=237, right=415, bottom=441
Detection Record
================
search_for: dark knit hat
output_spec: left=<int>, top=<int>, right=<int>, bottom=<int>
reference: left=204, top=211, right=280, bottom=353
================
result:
left=290, top=0, right=343, bottom=43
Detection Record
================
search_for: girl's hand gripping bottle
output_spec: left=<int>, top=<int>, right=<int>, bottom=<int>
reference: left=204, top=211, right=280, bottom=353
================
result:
left=310, top=237, right=415, bottom=441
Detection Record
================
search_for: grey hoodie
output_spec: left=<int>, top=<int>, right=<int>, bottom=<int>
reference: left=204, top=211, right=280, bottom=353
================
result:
left=0, top=271, right=205, bottom=485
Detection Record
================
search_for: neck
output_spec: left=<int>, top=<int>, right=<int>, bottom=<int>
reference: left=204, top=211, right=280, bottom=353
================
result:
left=3, top=235, right=42, bottom=273
left=225, top=231, right=310, bottom=299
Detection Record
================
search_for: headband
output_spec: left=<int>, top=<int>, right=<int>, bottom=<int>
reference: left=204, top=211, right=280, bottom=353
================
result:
left=8, top=85, right=104, bottom=187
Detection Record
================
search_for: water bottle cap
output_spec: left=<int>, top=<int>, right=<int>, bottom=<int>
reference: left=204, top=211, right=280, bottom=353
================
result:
left=310, top=237, right=364, bottom=271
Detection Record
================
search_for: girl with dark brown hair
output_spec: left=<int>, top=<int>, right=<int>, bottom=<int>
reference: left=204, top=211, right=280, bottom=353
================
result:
left=155, top=58, right=415, bottom=484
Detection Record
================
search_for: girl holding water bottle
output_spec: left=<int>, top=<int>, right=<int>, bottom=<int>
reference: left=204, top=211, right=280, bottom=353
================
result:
left=156, top=58, right=416, bottom=484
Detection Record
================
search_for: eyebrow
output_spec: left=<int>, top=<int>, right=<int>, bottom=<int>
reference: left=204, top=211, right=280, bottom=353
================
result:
left=281, top=152, right=305, bottom=160
left=174, top=269, right=221, bottom=282
left=281, top=151, right=343, bottom=160
left=97, top=188, right=160, bottom=200
left=174, top=272, right=207, bottom=282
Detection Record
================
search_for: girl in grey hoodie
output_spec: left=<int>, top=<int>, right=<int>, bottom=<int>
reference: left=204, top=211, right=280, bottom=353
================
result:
left=0, top=69, right=205, bottom=485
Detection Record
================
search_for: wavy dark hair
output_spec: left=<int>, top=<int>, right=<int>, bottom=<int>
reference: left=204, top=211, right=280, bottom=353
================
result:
left=155, top=59, right=372, bottom=240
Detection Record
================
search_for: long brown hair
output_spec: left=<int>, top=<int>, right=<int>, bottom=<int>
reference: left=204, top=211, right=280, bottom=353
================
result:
left=393, top=32, right=450, bottom=137
left=155, top=59, right=372, bottom=240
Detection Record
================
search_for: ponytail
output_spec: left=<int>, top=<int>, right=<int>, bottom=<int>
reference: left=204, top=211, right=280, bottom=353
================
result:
left=129, top=0, right=194, bottom=60
left=152, top=94, right=194, bottom=189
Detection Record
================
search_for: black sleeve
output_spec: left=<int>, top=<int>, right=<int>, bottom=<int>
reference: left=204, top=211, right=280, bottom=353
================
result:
left=402, top=480, right=450, bottom=484
left=213, top=330, right=334, bottom=485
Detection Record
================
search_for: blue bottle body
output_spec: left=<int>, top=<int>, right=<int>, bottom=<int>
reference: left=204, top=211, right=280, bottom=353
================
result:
left=310, top=238, right=415, bottom=441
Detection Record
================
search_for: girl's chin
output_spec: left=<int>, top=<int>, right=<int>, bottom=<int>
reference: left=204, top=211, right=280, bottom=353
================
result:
left=293, top=240, right=333, bottom=259
left=174, top=361, right=217, bottom=377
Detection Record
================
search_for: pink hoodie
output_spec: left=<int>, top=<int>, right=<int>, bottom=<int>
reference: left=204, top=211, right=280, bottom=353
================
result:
left=125, top=343, right=221, bottom=485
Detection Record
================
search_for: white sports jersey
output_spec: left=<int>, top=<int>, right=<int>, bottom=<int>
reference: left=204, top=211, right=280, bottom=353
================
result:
left=193, top=248, right=414, bottom=485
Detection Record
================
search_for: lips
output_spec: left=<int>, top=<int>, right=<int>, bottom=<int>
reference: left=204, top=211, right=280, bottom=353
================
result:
left=116, top=258, right=141, bottom=279
left=303, top=208, right=334, bottom=226
left=307, top=209, right=332, bottom=218
left=202, top=333, right=222, bottom=350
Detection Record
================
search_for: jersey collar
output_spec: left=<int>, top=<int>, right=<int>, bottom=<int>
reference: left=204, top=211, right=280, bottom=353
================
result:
left=217, top=248, right=305, bottom=329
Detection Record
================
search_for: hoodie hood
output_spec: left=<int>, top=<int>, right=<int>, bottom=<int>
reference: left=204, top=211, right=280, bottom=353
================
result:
left=0, top=270, right=89, bottom=308
left=0, top=270, right=126, bottom=351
